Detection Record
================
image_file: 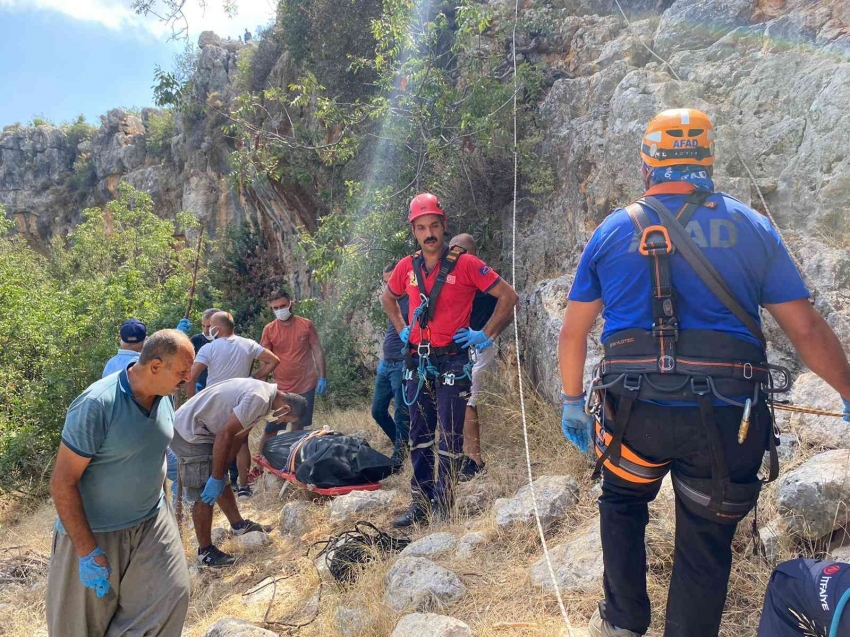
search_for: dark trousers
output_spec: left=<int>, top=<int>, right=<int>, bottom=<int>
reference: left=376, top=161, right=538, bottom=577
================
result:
left=371, top=359, right=411, bottom=457
left=599, top=399, right=770, bottom=636
left=405, top=353, right=470, bottom=507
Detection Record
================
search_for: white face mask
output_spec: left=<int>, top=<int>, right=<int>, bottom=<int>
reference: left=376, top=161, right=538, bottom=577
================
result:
left=209, top=327, right=220, bottom=340
left=265, top=405, right=290, bottom=422
left=274, top=307, right=291, bottom=321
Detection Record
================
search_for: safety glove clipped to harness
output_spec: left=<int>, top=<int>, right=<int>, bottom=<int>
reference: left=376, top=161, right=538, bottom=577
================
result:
left=453, top=327, right=493, bottom=351
left=78, top=546, right=112, bottom=598
left=561, top=392, right=594, bottom=452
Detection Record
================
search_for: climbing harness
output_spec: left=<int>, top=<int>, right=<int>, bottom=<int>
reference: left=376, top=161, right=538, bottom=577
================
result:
left=401, top=244, right=475, bottom=406
left=586, top=191, right=792, bottom=525
left=308, top=521, right=410, bottom=585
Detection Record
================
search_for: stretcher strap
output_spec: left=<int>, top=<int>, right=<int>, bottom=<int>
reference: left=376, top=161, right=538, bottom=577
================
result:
left=286, top=429, right=333, bottom=474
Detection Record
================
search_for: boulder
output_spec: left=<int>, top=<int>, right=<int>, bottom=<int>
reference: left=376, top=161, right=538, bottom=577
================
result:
left=758, top=519, right=787, bottom=564
left=495, top=476, right=580, bottom=528
left=777, top=433, right=799, bottom=462
left=334, top=606, right=370, bottom=637
left=400, top=533, right=458, bottom=558
left=531, top=520, right=604, bottom=593
left=202, top=618, right=277, bottom=636
left=456, top=480, right=491, bottom=516
left=787, top=373, right=850, bottom=448
left=279, top=501, right=311, bottom=539
left=455, top=532, right=487, bottom=559
left=391, top=613, right=475, bottom=637
left=830, top=544, right=850, bottom=562
left=777, top=449, right=850, bottom=540
left=211, top=527, right=229, bottom=545
left=198, top=31, right=223, bottom=49
left=384, top=556, right=465, bottom=612
left=237, top=531, right=270, bottom=549
left=329, top=489, right=398, bottom=524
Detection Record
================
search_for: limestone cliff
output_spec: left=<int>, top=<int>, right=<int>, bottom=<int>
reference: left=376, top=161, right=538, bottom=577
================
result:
left=2, top=1, right=849, bottom=398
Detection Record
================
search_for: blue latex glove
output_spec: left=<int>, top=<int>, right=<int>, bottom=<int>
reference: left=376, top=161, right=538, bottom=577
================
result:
left=176, top=318, right=192, bottom=334
left=316, top=377, right=328, bottom=397
left=78, top=547, right=112, bottom=598
left=453, top=328, right=492, bottom=350
left=843, top=397, right=850, bottom=423
left=561, top=394, right=594, bottom=452
left=200, top=476, right=225, bottom=505
left=399, top=326, right=411, bottom=345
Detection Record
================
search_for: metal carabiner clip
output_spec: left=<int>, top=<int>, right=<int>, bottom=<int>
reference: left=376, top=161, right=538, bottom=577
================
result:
left=443, top=373, right=456, bottom=386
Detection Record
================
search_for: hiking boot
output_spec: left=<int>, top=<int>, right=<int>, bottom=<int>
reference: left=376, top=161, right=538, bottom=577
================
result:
left=588, top=608, right=642, bottom=637
left=232, top=519, right=273, bottom=535
left=198, top=545, right=236, bottom=568
left=236, top=485, right=252, bottom=498
left=458, top=456, right=486, bottom=482
left=391, top=501, right=430, bottom=528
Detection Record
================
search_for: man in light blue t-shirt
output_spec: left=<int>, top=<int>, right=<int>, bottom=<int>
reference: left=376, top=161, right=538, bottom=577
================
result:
left=101, top=318, right=146, bottom=377
left=47, top=329, right=195, bottom=637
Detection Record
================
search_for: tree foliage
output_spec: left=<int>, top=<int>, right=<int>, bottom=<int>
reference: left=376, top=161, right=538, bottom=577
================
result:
left=0, top=186, right=205, bottom=495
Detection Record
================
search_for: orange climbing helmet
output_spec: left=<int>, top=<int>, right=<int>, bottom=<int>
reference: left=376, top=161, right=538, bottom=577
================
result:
left=640, top=108, right=715, bottom=168
left=408, top=192, right=445, bottom=223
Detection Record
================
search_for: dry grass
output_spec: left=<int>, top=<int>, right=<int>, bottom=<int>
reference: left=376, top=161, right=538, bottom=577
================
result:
left=0, top=360, right=842, bottom=636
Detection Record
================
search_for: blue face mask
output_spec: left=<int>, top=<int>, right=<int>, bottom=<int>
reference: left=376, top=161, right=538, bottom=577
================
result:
left=649, top=164, right=715, bottom=192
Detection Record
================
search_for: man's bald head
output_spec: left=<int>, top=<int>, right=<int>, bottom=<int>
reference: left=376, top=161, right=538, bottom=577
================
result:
left=211, top=311, right=235, bottom=337
left=450, top=233, right=477, bottom=256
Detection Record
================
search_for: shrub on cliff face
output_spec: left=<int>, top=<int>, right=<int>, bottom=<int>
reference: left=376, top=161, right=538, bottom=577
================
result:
left=0, top=186, right=204, bottom=495
left=145, top=109, right=176, bottom=161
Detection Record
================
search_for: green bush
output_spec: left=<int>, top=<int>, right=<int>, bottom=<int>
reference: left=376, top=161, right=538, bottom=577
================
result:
left=61, top=114, right=98, bottom=149
left=145, top=109, right=176, bottom=161
left=0, top=186, right=205, bottom=496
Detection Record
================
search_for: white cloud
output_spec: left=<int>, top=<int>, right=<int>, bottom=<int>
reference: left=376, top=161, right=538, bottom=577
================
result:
left=0, top=0, right=276, bottom=42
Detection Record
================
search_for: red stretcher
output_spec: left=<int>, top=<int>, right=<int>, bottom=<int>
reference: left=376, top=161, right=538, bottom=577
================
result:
left=252, top=454, right=382, bottom=497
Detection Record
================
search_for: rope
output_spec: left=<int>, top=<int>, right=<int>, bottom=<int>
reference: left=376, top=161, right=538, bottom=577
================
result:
left=510, top=0, right=575, bottom=633
left=773, top=403, right=847, bottom=418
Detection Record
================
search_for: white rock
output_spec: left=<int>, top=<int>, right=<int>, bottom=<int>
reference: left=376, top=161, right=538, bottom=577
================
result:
left=211, top=527, right=229, bottom=545
left=494, top=476, right=579, bottom=528
left=400, top=532, right=457, bottom=558
left=242, top=576, right=277, bottom=605
left=202, top=617, right=278, bottom=636
left=263, top=471, right=284, bottom=490
left=391, top=613, right=475, bottom=637
left=455, top=532, right=486, bottom=559
left=758, top=519, right=786, bottom=564
left=830, top=545, right=850, bottom=562
left=384, top=556, right=465, bottom=612
left=787, top=373, right=850, bottom=448
left=279, top=501, right=311, bottom=539
left=334, top=606, right=369, bottom=637
left=777, top=433, right=799, bottom=462
left=777, top=449, right=850, bottom=540
left=329, top=489, right=397, bottom=524
left=531, top=520, right=603, bottom=593
left=237, top=531, right=270, bottom=548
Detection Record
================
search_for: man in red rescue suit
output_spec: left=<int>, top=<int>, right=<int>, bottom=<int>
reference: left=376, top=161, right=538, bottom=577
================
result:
left=557, top=109, right=850, bottom=637
left=382, top=193, right=519, bottom=528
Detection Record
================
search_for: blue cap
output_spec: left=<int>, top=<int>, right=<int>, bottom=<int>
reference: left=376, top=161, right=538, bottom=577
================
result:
left=120, top=318, right=147, bottom=344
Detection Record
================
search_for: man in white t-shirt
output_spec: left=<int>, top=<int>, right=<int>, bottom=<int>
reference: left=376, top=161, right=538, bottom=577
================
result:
left=186, top=312, right=279, bottom=496
left=172, top=378, right=307, bottom=567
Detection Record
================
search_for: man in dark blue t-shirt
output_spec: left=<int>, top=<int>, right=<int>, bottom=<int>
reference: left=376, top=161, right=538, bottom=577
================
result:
left=371, top=263, right=410, bottom=464
left=559, top=109, right=850, bottom=637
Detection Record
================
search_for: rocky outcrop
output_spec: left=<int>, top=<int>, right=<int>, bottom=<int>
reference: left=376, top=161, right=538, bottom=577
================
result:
left=391, top=613, right=475, bottom=637
left=384, top=556, right=465, bottom=612
left=494, top=475, right=580, bottom=528
left=400, top=532, right=458, bottom=558
left=776, top=449, right=850, bottom=540
left=531, top=519, right=604, bottom=593
left=202, top=618, right=278, bottom=637
left=328, top=489, right=398, bottom=524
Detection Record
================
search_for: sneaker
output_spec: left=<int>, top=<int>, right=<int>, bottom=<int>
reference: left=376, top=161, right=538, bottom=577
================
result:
left=236, top=485, right=252, bottom=498
left=232, top=519, right=273, bottom=535
left=458, top=456, right=485, bottom=482
left=588, top=608, right=642, bottom=637
left=198, top=545, right=236, bottom=568
left=246, top=466, right=263, bottom=485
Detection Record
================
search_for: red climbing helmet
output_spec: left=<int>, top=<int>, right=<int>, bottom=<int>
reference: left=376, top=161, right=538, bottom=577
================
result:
left=408, top=193, right=445, bottom=223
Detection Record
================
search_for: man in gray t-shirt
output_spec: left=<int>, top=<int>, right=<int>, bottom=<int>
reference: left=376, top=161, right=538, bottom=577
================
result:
left=171, top=378, right=307, bottom=567
left=186, top=311, right=280, bottom=495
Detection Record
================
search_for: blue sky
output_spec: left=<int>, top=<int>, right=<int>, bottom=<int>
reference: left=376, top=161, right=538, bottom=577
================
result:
left=0, top=0, right=276, bottom=127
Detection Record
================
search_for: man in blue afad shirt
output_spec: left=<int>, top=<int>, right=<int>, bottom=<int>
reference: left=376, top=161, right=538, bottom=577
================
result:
left=47, top=330, right=196, bottom=637
left=558, top=109, right=850, bottom=637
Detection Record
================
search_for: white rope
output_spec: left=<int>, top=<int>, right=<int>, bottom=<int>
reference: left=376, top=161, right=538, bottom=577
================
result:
left=509, top=1, right=575, bottom=634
